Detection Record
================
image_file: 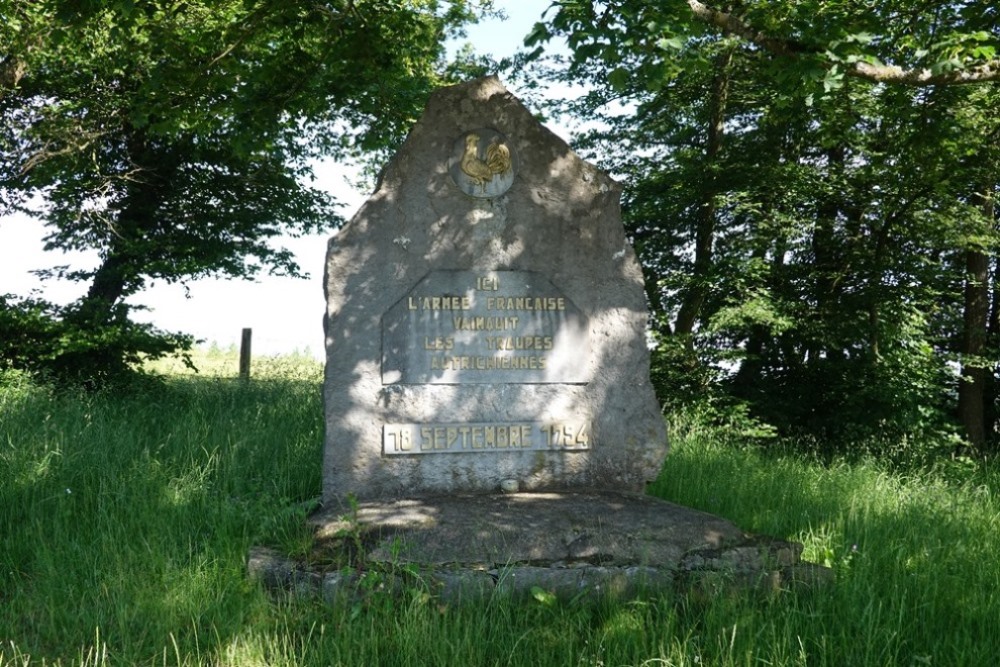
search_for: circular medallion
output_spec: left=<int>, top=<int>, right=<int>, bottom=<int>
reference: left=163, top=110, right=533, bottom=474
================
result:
left=448, top=128, right=517, bottom=198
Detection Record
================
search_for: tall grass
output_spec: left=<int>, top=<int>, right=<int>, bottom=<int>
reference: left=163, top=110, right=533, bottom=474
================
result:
left=2, top=353, right=998, bottom=666
left=650, top=417, right=1000, bottom=666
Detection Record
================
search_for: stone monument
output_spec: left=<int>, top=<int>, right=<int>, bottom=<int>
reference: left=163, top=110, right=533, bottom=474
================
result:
left=249, top=77, right=831, bottom=602
left=322, top=75, right=667, bottom=502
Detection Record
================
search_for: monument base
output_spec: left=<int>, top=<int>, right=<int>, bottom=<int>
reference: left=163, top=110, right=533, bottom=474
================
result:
left=249, top=493, right=832, bottom=603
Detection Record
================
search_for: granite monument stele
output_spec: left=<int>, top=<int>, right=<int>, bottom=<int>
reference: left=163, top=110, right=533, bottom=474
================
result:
left=322, top=76, right=668, bottom=503
left=249, top=77, right=830, bottom=602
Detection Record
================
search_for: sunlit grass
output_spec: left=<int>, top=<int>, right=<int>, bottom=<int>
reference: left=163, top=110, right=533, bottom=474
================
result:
left=2, top=355, right=998, bottom=666
left=144, top=344, right=323, bottom=381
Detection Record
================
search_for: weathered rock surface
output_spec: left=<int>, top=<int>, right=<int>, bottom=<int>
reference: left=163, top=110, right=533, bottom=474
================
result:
left=323, top=76, right=667, bottom=502
left=249, top=492, right=833, bottom=603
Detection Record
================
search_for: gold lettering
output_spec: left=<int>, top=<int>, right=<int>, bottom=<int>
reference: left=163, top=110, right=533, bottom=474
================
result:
left=426, top=354, right=554, bottom=371
left=388, top=427, right=413, bottom=452
left=411, top=295, right=472, bottom=310
left=386, top=422, right=585, bottom=455
left=452, top=316, right=519, bottom=331
left=423, top=337, right=454, bottom=350
left=484, top=295, right=569, bottom=311
left=433, top=427, right=447, bottom=450
left=477, top=276, right=499, bottom=291
left=489, top=336, right=556, bottom=351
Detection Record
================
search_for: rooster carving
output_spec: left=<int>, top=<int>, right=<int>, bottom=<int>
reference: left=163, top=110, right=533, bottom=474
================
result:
left=459, top=133, right=512, bottom=191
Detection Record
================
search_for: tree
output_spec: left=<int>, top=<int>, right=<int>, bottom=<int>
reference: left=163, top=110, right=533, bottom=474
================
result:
left=684, top=0, right=1000, bottom=85
left=0, top=0, right=486, bottom=384
left=530, top=1, right=1000, bottom=90
left=529, top=1, right=1000, bottom=454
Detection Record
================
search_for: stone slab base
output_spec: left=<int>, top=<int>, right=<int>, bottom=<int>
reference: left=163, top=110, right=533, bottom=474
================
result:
left=248, top=492, right=833, bottom=603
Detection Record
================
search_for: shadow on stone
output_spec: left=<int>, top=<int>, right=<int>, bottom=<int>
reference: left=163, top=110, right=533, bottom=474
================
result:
left=254, top=77, right=835, bottom=607
left=249, top=491, right=833, bottom=605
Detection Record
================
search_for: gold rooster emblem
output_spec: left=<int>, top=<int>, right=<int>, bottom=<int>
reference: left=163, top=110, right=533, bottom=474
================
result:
left=460, top=133, right=512, bottom=191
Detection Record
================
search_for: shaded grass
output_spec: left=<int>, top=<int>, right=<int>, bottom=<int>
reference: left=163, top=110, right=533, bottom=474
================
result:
left=2, top=359, right=999, bottom=665
left=650, top=417, right=1000, bottom=665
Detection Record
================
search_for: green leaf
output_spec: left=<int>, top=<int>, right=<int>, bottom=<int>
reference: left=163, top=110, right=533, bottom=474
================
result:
left=608, top=66, right=629, bottom=91
left=842, top=32, right=875, bottom=45
left=656, top=36, right=685, bottom=51
left=972, top=45, right=996, bottom=60
left=524, top=21, right=551, bottom=47
left=822, top=66, right=844, bottom=92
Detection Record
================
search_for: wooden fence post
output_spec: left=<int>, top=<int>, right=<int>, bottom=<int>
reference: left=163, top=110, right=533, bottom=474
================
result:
left=239, top=328, right=252, bottom=380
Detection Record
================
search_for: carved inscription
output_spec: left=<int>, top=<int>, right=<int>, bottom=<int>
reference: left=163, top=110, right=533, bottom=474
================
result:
left=383, top=421, right=591, bottom=456
left=382, top=270, right=589, bottom=384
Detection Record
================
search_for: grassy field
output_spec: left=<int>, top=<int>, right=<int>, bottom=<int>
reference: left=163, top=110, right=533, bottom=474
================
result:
left=2, top=351, right=999, bottom=666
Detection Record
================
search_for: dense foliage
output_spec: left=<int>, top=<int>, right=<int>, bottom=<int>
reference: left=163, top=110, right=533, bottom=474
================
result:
left=0, top=293, right=192, bottom=387
left=0, top=0, right=487, bottom=385
left=529, top=1, right=1000, bottom=456
left=5, top=0, right=1000, bottom=458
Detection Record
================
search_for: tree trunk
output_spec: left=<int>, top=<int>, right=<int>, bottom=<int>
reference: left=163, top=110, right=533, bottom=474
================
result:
left=673, top=48, right=733, bottom=336
left=70, top=126, right=176, bottom=326
left=958, top=185, right=995, bottom=455
left=985, top=257, right=1000, bottom=453
left=809, top=145, right=848, bottom=366
left=732, top=241, right=775, bottom=391
left=958, top=248, right=989, bottom=453
left=72, top=252, right=131, bottom=324
left=867, top=215, right=898, bottom=362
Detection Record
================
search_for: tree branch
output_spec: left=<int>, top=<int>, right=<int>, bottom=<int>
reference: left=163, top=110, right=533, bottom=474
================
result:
left=0, top=55, right=27, bottom=99
left=686, top=0, right=806, bottom=58
left=687, top=0, right=1000, bottom=86
left=850, top=60, right=1000, bottom=85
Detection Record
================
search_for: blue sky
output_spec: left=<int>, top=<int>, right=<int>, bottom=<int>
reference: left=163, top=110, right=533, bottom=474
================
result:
left=0, top=2, right=565, bottom=359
